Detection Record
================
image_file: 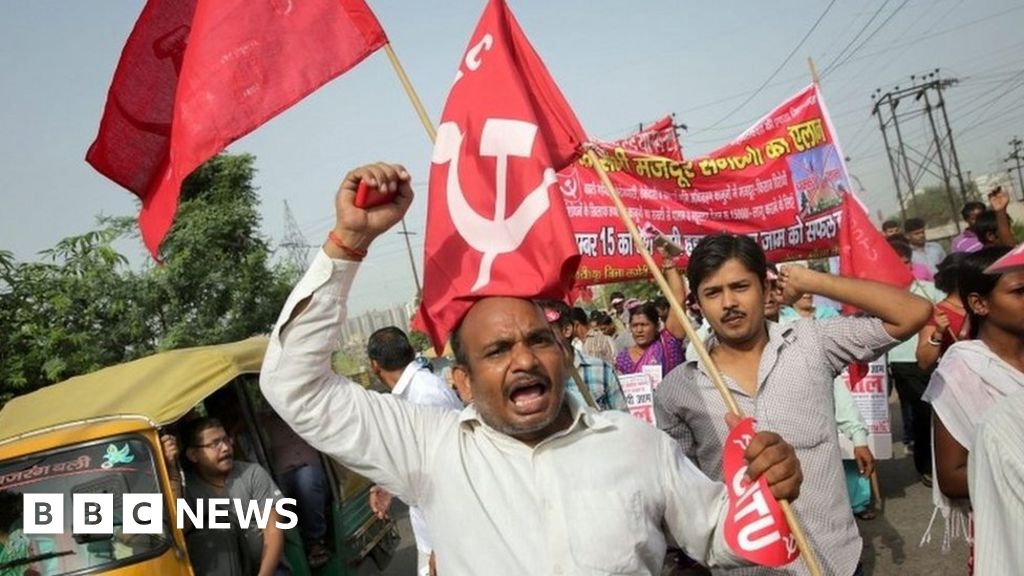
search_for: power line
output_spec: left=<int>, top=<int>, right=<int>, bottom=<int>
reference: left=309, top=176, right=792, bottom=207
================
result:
left=694, top=0, right=838, bottom=134
left=820, top=0, right=891, bottom=77
left=821, top=0, right=911, bottom=78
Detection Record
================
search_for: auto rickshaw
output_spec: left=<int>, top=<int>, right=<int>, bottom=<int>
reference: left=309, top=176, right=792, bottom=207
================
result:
left=0, top=337, right=399, bottom=575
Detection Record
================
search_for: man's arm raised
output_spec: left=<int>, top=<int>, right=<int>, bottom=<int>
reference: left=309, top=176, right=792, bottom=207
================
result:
left=260, top=163, right=450, bottom=504
left=777, top=265, right=932, bottom=340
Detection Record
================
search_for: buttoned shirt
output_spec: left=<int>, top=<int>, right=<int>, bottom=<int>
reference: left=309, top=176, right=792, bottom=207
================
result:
left=566, top=348, right=629, bottom=412
left=260, top=250, right=745, bottom=575
left=969, top=389, right=1024, bottom=576
left=655, top=318, right=897, bottom=576
left=911, top=241, right=946, bottom=274
left=391, top=361, right=464, bottom=555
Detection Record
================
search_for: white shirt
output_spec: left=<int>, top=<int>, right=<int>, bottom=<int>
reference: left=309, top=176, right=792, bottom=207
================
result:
left=970, top=389, right=1024, bottom=576
left=391, top=362, right=463, bottom=555
left=260, top=250, right=744, bottom=576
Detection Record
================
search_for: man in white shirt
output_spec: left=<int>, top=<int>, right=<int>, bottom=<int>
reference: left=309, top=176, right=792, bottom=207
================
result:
left=260, top=163, right=803, bottom=575
left=366, top=327, right=463, bottom=576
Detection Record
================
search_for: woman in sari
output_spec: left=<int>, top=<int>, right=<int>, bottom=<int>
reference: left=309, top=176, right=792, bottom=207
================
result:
left=614, top=302, right=685, bottom=377
left=922, top=246, right=1024, bottom=566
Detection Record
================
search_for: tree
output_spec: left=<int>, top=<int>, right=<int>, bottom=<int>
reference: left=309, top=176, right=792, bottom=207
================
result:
left=0, top=153, right=297, bottom=403
left=148, top=154, right=296, bottom=349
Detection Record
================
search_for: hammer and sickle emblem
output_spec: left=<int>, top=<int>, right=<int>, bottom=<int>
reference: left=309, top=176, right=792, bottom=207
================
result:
left=433, top=119, right=556, bottom=292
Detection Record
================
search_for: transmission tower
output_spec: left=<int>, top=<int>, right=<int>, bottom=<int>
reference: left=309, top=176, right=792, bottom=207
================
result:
left=1007, top=137, right=1024, bottom=202
left=281, top=201, right=314, bottom=270
left=871, top=69, right=968, bottom=231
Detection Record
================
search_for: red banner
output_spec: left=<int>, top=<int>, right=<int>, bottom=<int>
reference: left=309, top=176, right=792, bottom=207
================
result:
left=722, top=417, right=799, bottom=567
left=562, top=84, right=850, bottom=285
left=594, top=115, right=683, bottom=161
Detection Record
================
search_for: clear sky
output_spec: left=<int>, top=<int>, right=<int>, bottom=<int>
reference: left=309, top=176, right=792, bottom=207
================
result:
left=2, top=1, right=1022, bottom=315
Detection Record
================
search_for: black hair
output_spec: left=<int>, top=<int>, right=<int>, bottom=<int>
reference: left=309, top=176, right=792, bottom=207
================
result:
left=971, top=210, right=999, bottom=245
left=450, top=324, right=468, bottom=367
left=367, top=326, right=416, bottom=371
left=596, top=312, right=614, bottom=326
left=609, top=291, right=625, bottom=301
left=904, top=217, right=926, bottom=233
left=959, top=246, right=1012, bottom=339
left=686, top=234, right=767, bottom=294
left=961, top=201, right=986, bottom=221
left=630, top=302, right=661, bottom=327
left=882, top=219, right=900, bottom=230
left=570, top=306, right=589, bottom=326
left=933, top=252, right=967, bottom=295
left=653, top=296, right=669, bottom=310
left=0, top=491, right=22, bottom=532
left=886, top=237, right=912, bottom=260
left=183, top=416, right=225, bottom=448
left=537, top=299, right=573, bottom=331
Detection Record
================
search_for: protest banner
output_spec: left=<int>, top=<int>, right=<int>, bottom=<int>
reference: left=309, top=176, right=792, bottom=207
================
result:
left=618, top=372, right=656, bottom=425
left=563, top=84, right=849, bottom=285
left=839, top=359, right=893, bottom=460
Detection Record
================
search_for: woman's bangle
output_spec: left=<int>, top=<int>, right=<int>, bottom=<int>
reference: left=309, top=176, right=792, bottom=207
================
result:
left=927, top=335, right=943, bottom=346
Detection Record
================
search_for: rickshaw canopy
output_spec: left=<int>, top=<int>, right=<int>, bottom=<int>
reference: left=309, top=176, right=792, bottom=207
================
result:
left=0, top=337, right=267, bottom=443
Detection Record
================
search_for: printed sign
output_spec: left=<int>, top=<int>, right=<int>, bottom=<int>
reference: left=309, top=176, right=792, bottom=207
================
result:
left=840, top=358, right=893, bottom=459
left=619, top=372, right=656, bottom=425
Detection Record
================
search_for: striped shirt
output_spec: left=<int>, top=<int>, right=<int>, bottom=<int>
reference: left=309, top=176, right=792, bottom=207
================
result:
left=655, top=317, right=898, bottom=576
left=969, top=389, right=1024, bottom=576
left=566, top=348, right=629, bottom=412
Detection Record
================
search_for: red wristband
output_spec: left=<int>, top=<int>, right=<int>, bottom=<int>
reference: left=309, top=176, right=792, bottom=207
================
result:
left=327, top=230, right=368, bottom=261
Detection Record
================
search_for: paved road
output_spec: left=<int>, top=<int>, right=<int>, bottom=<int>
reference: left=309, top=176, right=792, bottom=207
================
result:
left=368, top=398, right=969, bottom=575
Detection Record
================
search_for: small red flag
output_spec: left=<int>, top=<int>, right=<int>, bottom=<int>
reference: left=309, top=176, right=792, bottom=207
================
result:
left=838, top=191, right=914, bottom=294
left=413, top=0, right=586, bottom=352
left=985, top=242, right=1024, bottom=274
left=87, top=0, right=387, bottom=258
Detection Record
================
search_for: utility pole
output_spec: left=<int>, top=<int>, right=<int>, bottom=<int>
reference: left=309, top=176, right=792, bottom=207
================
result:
left=398, top=220, right=422, bottom=301
left=1007, top=137, right=1024, bottom=202
left=281, top=201, right=315, bottom=270
left=871, top=71, right=965, bottom=229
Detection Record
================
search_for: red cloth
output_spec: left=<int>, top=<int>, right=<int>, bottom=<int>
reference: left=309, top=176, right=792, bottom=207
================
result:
left=838, top=192, right=914, bottom=384
left=412, top=0, right=586, bottom=353
left=87, top=0, right=387, bottom=258
left=927, top=301, right=968, bottom=353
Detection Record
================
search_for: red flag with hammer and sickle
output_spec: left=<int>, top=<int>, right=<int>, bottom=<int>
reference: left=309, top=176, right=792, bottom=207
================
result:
left=413, top=0, right=587, bottom=352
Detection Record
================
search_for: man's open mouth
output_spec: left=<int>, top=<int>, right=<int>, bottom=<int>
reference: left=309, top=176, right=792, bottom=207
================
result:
left=508, top=380, right=550, bottom=414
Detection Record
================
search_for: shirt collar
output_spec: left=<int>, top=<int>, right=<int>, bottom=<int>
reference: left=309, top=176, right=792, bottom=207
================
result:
left=391, top=362, right=420, bottom=396
left=688, top=320, right=794, bottom=376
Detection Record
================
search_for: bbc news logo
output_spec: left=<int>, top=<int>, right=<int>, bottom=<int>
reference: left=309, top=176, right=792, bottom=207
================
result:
left=22, top=494, right=298, bottom=534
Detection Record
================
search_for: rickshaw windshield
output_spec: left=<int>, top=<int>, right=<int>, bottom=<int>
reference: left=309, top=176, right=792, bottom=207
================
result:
left=0, top=436, right=170, bottom=576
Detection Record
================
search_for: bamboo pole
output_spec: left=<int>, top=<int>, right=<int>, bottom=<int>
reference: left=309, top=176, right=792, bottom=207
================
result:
left=808, top=57, right=820, bottom=85
left=382, top=41, right=599, bottom=410
left=584, top=146, right=822, bottom=576
left=384, top=43, right=436, bottom=142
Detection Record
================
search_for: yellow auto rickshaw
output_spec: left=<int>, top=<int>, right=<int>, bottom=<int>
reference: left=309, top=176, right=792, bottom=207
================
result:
left=0, top=337, right=398, bottom=575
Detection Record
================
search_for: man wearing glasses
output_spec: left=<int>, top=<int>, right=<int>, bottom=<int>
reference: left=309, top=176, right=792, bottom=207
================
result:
left=163, top=417, right=289, bottom=576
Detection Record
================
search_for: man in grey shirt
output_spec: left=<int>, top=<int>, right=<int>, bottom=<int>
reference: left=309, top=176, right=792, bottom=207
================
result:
left=164, top=417, right=288, bottom=576
left=655, top=234, right=932, bottom=576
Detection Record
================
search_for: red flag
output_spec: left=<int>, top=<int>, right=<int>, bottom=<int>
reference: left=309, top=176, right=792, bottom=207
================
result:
left=722, top=417, right=799, bottom=567
left=838, top=191, right=914, bottom=292
left=86, top=0, right=387, bottom=258
left=986, top=241, right=1024, bottom=274
left=838, top=192, right=913, bottom=383
left=413, top=0, right=587, bottom=352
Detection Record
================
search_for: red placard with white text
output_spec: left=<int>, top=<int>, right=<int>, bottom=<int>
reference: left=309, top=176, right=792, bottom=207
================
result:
left=722, top=417, right=799, bottom=567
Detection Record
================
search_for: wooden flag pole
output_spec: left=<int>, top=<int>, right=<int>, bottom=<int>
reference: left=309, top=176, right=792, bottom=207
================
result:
left=382, top=41, right=599, bottom=410
left=584, top=146, right=823, bottom=576
left=384, top=44, right=437, bottom=142
left=808, top=57, right=820, bottom=85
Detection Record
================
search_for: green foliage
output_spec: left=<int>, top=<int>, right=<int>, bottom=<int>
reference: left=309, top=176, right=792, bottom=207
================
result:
left=0, top=153, right=297, bottom=403
left=886, top=183, right=979, bottom=228
left=407, top=330, right=431, bottom=353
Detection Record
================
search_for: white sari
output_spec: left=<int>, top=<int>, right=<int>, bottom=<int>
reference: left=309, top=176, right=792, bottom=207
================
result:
left=920, top=340, right=1024, bottom=551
